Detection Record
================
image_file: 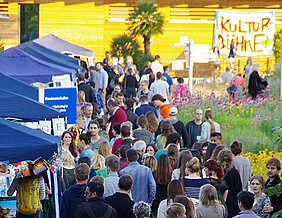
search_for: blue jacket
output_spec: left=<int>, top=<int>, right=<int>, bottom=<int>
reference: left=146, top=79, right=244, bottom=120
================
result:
left=60, top=184, right=87, bottom=218
left=135, top=104, right=158, bottom=118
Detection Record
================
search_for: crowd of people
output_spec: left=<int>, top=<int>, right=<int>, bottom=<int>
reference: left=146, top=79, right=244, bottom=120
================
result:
left=19, top=53, right=280, bottom=218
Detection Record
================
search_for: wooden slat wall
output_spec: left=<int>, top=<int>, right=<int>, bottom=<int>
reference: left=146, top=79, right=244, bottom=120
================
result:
left=0, top=1, right=18, bottom=47
left=1, top=0, right=282, bottom=66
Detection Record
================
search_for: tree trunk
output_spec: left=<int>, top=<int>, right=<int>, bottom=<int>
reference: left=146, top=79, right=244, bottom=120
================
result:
left=143, top=35, right=150, bottom=55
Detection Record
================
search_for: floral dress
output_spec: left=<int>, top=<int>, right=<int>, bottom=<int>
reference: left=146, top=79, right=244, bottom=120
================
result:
left=252, top=193, right=270, bottom=218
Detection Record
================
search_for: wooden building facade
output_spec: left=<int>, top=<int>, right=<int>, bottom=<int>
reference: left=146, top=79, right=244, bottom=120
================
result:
left=1, top=0, right=282, bottom=72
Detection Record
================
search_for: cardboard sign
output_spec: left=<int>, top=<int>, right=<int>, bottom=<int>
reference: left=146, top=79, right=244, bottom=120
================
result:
left=52, top=118, right=65, bottom=136
left=213, top=10, right=275, bottom=56
left=39, top=120, right=52, bottom=134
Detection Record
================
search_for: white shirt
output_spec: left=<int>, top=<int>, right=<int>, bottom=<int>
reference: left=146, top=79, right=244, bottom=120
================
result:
left=150, top=61, right=163, bottom=75
left=150, top=80, right=169, bottom=103
left=222, top=72, right=234, bottom=84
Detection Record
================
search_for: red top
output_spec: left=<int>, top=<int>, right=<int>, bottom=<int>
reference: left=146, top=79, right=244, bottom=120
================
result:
left=160, top=104, right=170, bottom=119
left=112, top=137, right=123, bottom=154
left=230, top=77, right=246, bottom=90
left=108, top=107, right=127, bottom=139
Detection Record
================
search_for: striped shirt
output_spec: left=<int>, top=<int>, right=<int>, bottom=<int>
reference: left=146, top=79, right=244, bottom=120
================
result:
left=119, top=161, right=156, bottom=204
left=180, top=177, right=208, bottom=199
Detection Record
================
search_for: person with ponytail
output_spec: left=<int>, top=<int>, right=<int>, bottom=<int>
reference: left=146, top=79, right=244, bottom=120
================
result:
left=78, top=131, right=96, bottom=161
left=179, top=157, right=208, bottom=200
left=218, top=150, right=242, bottom=218
left=199, top=110, right=220, bottom=142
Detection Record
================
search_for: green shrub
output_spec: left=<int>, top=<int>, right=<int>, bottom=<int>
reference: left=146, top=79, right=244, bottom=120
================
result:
left=274, top=29, right=282, bottom=62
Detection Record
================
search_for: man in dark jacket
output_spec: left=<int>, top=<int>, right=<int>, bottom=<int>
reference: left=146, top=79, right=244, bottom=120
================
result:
left=185, top=108, right=203, bottom=148
left=77, top=73, right=94, bottom=103
left=124, top=99, right=139, bottom=130
left=264, top=158, right=282, bottom=216
left=105, top=175, right=135, bottom=218
left=75, top=181, right=117, bottom=218
left=60, top=163, right=90, bottom=218
left=155, top=107, right=188, bottom=148
left=135, top=95, right=158, bottom=118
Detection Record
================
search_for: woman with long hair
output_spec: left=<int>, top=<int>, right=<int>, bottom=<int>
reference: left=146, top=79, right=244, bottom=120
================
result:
left=174, top=195, right=194, bottom=218
left=145, top=143, right=159, bottom=156
left=244, top=57, right=253, bottom=78
left=98, top=141, right=112, bottom=158
left=250, top=175, right=270, bottom=218
left=172, top=150, right=193, bottom=181
left=91, top=154, right=107, bottom=178
left=217, top=150, right=242, bottom=218
left=199, top=110, right=220, bottom=142
left=196, top=184, right=225, bottom=218
left=61, top=151, right=76, bottom=190
left=167, top=144, right=179, bottom=170
left=133, top=115, right=153, bottom=144
left=180, top=157, right=208, bottom=199
left=61, top=131, right=78, bottom=158
left=152, top=154, right=172, bottom=216
left=156, top=121, right=176, bottom=149
left=145, top=111, right=159, bottom=134
left=144, top=155, right=157, bottom=172
left=157, top=180, right=186, bottom=218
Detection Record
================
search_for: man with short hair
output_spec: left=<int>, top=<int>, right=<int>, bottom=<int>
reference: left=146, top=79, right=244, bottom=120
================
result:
left=210, top=132, right=223, bottom=146
left=119, top=149, right=156, bottom=204
left=124, top=99, right=139, bottom=130
left=156, top=107, right=188, bottom=148
left=149, top=55, right=163, bottom=75
left=263, top=158, right=282, bottom=216
left=104, top=155, right=120, bottom=197
left=234, top=191, right=260, bottom=217
left=222, top=66, right=234, bottom=84
left=163, top=66, right=173, bottom=94
left=105, top=175, right=135, bottom=218
left=77, top=73, right=94, bottom=103
left=114, top=124, right=133, bottom=155
left=83, top=103, right=93, bottom=131
left=96, top=62, right=109, bottom=107
left=89, top=66, right=100, bottom=91
left=116, top=92, right=125, bottom=110
left=135, top=95, right=158, bottom=117
left=75, top=181, right=117, bottom=218
left=107, top=99, right=127, bottom=139
left=60, top=163, right=90, bottom=218
left=133, top=140, right=146, bottom=164
left=186, top=108, right=203, bottom=148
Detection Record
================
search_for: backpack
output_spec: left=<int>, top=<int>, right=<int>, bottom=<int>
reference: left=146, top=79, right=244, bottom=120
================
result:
left=16, top=175, right=40, bottom=215
left=83, top=203, right=112, bottom=218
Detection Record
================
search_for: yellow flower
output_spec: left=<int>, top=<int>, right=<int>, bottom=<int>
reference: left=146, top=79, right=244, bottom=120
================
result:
left=237, top=114, right=239, bottom=117
left=207, top=107, right=211, bottom=110
left=241, top=109, right=244, bottom=112
left=246, top=111, right=249, bottom=114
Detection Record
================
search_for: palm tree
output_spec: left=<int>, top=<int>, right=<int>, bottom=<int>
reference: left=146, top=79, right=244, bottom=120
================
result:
left=127, top=1, right=164, bottom=55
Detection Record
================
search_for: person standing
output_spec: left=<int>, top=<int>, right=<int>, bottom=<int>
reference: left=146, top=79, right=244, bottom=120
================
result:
left=60, top=163, right=90, bottom=218
left=135, top=95, right=158, bottom=118
left=124, top=68, right=138, bottom=99
left=83, top=103, right=93, bottom=131
left=95, top=62, right=108, bottom=107
left=78, top=132, right=96, bottom=161
left=105, top=175, right=135, bottom=218
left=77, top=73, right=94, bottom=103
left=221, top=67, right=233, bottom=84
left=119, top=149, right=156, bottom=204
left=88, top=120, right=108, bottom=151
left=163, top=66, right=173, bottom=94
left=89, top=66, right=100, bottom=91
left=107, top=99, right=127, bottom=140
left=149, top=55, right=164, bottom=76
left=75, top=181, right=117, bottom=218
left=150, top=72, right=170, bottom=104
left=199, top=110, right=220, bottom=142
left=234, top=191, right=260, bottom=218
left=186, top=108, right=203, bottom=148
left=263, top=158, right=282, bottom=216
left=228, top=39, right=239, bottom=72
left=104, top=155, right=120, bottom=197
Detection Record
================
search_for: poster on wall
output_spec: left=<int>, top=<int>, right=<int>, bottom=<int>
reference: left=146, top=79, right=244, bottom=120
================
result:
left=213, top=10, right=275, bottom=56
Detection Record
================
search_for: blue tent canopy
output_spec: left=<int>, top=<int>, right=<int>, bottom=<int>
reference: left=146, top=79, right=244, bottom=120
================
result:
left=15, top=41, right=84, bottom=73
left=0, top=89, right=65, bottom=121
left=34, top=34, right=95, bottom=58
left=0, top=71, right=38, bottom=101
left=0, top=49, right=77, bottom=83
left=0, top=117, right=60, bottom=163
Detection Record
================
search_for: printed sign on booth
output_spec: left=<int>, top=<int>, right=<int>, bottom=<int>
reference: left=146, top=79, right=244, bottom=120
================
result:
left=213, top=10, right=275, bottom=56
